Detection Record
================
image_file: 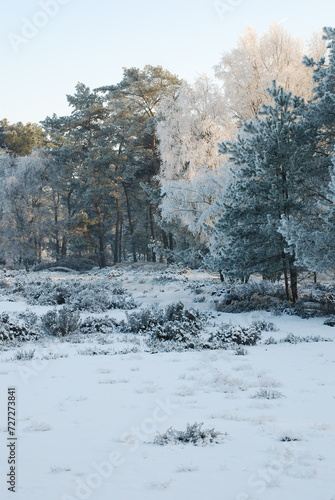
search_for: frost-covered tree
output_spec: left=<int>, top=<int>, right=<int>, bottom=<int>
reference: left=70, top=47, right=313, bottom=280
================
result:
left=42, top=83, right=113, bottom=266
left=211, top=84, right=315, bottom=302
left=0, top=150, right=52, bottom=268
left=156, top=76, right=233, bottom=262
left=215, top=24, right=326, bottom=122
left=279, top=28, right=335, bottom=273
left=97, top=65, right=182, bottom=262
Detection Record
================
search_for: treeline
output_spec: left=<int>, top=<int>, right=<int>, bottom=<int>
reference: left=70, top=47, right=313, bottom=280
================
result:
left=0, top=66, right=181, bottom=267
left=157, top=26, right=335, bottom=301
left=1, top=25, right=335, bottom=302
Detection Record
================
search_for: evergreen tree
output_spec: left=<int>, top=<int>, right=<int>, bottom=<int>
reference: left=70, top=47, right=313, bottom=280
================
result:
left=0, top=119, right=46, bottom=156
left=279, top=27, right=335, bottom=273
left=212, top=84, right=314, bottom=302
left=97, top=65, right=182, bottom=262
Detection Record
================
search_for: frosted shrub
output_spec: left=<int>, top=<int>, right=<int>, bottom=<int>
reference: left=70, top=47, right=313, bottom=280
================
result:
left=18, top=311, right=39, bottom=330
left=0, top=313, right=40, bottom=343
left=148, top=321, right=201, bottom=346
left=154, top=422, right=223, bottom=446
left=33, top=257, right=96, bottom=272
left=79, top=316, right=116, bottom=334
left=124, top=305, right=164, bottom=333
left=252, top=388, right=285, bottom=399
left=41, top=307, right=81, bottom=337
left=124, top=302, right=205, bottom=350
left=251, top=320, right=278, bottom=332
left=280, top=333, right=332, bottom=344
left=234, top=346, right=249, bottom=355
left=216, top=281, right=287, bottom=313
left=209, top=323, right=261, bottom=348
left=14, top=349, right=35, bottom=360
left=164, top=302, right=202, bottom=324
left=25, top=279, right=137, bottom=312
left=324, top=317, right=335, bottom=327
left=125, top=302, right=204, bottom=333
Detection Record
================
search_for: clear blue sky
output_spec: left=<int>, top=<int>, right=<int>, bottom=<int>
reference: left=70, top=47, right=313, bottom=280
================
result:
left=0, top=0, right=333, bottom=124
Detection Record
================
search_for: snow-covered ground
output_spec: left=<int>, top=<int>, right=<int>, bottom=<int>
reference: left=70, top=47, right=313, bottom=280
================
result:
left=0, top=264, right=334, bottom=500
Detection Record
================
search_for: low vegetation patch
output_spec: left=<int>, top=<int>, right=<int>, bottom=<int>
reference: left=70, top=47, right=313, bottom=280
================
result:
left=208, top=322, right=263, bottom=348
left=24, top=278, right=137, bottom=312
left=41, top=307, right=81, bottom=337
left=251, top=388, right=285, bottom=399
left=124, top=302, right=206, bottom=349
left=0, top=313, right=40, bottom=343
left=154, top=422, right=223, bottom=446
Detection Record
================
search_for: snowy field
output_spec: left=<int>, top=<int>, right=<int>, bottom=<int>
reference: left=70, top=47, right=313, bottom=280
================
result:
left=0, top=264, right=334, bottom=500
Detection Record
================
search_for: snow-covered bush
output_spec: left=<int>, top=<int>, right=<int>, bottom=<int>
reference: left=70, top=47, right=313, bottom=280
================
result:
left=14, top=349, right=35, bottom=360
left=18, top=311, right=39, bottom=330
left=280, top=434, right=302, bottom=442
left=123, top=305, right=164, bottom=333
left=24, top=279, right=137, bottom=312
left=279, top=333, right=332, bottom=344
left=148, top=321, right=200, bottom=343
left=0, top=279, right=9, bottom=289
left=324, top=317, right=335, bottom=327
left=209, top=323, right=261, bottom=348
left=77, top=347, right=114, bottom=356
left=124, top=302, right=204, bottom=333
left=251, top=320, right=278, bottom=332
left=33, top=257, right=96, bottom=272
left=251, top=388, right=285, bottom=399
left=40, top=307, right=81, bottom=337
left=79, top=316, right=116, bottom=334
left=154, top=422, right=223, bottom=446
left=216, top=282, right=288, bottom=313
left=124, top=302, right=205, bottom=346
left=264, top=337, right=278, bottom=345
left=234, top=346, right=249, bottom=355
left=0, top=313, right=40, bottom=342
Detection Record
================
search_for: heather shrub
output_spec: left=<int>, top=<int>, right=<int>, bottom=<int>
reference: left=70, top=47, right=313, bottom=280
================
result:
left=25, top=279, right=137, bottom=312
left=251, top=388, right=285, bottom=399
left=40, top=307, right=81, bottom=336
left=209, top=323, right=261, bottom=348
left=33, top=257, right=96, bottom=272
left=124, top=302, right=205, bottom=344
left=154, top=423, right=223, bottom=446
left=79, top=316, right=116, bottom=334
left=0, top=313, right=40, bottom=343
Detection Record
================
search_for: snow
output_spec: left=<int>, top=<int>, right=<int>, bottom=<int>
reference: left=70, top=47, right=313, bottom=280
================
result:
left=0, top=265, right=334, bottom=500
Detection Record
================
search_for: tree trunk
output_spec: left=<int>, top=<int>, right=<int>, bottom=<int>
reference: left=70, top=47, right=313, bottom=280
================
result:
left=289, top=262, right=298, bottom=303
left=114, top=196, right=122, bottom=264
left=148, top=205, right=156, bottom=262
left=61, top=236, right=67, bottom=258
left=99, top=235, right=107, bottom=267
left=122, top=183, right=137, bottom=262
left=282, top=252, right=291, bottom=301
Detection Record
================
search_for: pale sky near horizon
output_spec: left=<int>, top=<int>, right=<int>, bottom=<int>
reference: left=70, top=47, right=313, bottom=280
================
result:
left=0, top=0, right=334, bottom=124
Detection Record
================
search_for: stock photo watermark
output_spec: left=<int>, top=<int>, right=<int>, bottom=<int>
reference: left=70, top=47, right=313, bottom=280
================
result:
left=7, top=0, right=72, bottom=53
left=17, top=344, right=68, bottom=385
left=235, top=459, right=283, bottom=499
left=61, top=396, right=179, bottom=500
left=213, top=0, right=245, bottom=21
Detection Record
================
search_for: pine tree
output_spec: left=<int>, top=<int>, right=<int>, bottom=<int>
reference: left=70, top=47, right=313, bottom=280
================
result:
left=212, top=84, right=314, bottom=302
left=97, top=66, right=182, bottom=262
left=279, top=27, right=335, bottom=274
